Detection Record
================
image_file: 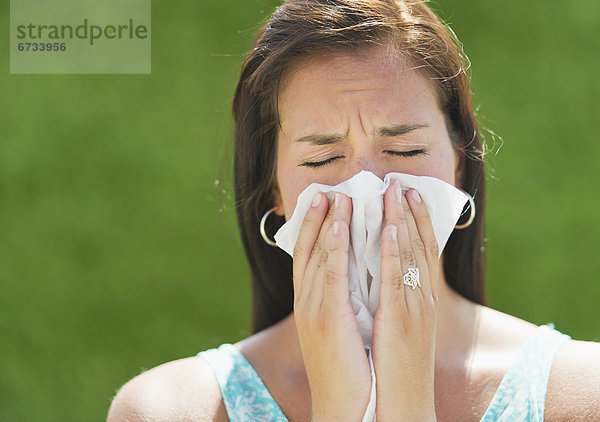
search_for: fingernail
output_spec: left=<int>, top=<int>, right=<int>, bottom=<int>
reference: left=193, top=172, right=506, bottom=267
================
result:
left=334, top=193, right=341, bottom=209
left=411, top=189, right=422, bottom=203
left=333, top=220, right=340, bottom=235
left=389, top=225, right=397, bottom=241
left=395, top=186, right=403, bottom=202
left=312, top=193, right=322, bottom=207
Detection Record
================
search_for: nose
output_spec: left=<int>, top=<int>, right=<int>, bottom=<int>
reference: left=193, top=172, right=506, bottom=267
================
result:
left=339, top=153, right=389, bottom=183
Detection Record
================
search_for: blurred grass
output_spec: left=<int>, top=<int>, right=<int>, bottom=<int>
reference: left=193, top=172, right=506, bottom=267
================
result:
left=1, top=0, right=599, bottom=420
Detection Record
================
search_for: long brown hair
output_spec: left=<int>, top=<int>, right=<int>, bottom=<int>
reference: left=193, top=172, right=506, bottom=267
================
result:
left=232, top=0, right=486, bottom=333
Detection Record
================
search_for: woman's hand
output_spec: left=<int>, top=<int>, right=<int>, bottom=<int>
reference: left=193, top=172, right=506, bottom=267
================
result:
left=292, top=192, right=372, bottom=422
left=372, top=180, right=440, bottom=421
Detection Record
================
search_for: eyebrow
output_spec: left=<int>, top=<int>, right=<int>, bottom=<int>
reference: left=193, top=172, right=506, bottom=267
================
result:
left=294, top=123, right=429, bottom=145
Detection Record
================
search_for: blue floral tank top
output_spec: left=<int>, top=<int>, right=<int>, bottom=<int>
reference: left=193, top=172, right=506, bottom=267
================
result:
left=197, top=323, right=570, bottom=421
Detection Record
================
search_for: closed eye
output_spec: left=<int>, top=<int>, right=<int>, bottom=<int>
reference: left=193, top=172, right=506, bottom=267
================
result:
left=385, top=149, right=427, bottom=158
left=300, top=156, right=341, bottom=168
left=300, top=149, right=427, bottom=168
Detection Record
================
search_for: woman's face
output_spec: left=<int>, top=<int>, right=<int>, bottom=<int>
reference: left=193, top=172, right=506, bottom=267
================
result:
left=272, top=45, right=463, bottom=220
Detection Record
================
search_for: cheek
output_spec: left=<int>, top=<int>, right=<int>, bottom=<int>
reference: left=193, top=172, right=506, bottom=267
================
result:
left=398, top=150, right=457, bottom=187
left=427, top=148, right=458, bottom=187
left=277, top=156, right=313, bottom=221
left=281, top=183, right=312, bottom=221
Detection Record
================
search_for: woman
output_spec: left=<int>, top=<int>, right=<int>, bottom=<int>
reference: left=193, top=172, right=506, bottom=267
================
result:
left=108, top=0, right=600, bottom=420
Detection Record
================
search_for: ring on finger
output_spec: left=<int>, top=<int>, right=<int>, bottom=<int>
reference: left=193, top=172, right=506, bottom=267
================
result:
left=403, top=267, right=421, bottom=290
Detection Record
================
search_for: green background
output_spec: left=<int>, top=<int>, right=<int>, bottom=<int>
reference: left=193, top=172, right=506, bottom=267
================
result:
left=1, top=0, right=599, bottom=420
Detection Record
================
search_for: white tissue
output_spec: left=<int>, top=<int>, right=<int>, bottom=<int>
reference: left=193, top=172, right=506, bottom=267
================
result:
left=274, top=170, right=468, bottom=421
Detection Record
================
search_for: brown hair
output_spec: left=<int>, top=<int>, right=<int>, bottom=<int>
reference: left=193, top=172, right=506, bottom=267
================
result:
left=232, top=0, right=486, bottom=333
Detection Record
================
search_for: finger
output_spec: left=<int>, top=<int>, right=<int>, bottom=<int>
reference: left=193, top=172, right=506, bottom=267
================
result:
left=382, top=180, right=416, bottom=310
left=384, top=181, right=433, bottom=314
left=292, top=192, right=329, bottom=306
left=321, top=219, right=351, bottom=313
left=405, top=188, right=439, bottom=303
left=398, top=189, right=431, bottom=300
left=383, top=182, right=415, bottom=267
left=304, top=193, right=352, bottom=308
left=379, top=223, right=407, bottom=313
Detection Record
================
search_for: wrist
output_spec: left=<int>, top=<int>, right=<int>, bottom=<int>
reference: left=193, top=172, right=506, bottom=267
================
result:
left=311, top=412, right=365, bottom=422
left=311, top=409, right=366, bottom=422
left=376, top=397, right=436, bottom=422
left=376, top=407, right=437, bottom=422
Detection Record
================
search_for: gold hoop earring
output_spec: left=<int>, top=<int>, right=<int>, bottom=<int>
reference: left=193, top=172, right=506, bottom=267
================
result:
left=455, top=192, right=476, bottom=229
left=260, top=207, right=279, bottom=247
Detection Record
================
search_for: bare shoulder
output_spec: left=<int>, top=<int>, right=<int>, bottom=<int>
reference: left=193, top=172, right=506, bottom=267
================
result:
left=106, top=355, right=228, bottom=422
left=545, top=337, right=600, bottom=421
left=474, top=305, right=600, bottom=420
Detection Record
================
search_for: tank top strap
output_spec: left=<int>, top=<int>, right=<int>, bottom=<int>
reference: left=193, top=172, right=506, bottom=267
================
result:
left=479, top=323, right=571, bottom=422
left=198, top=343, right=289, bottom=422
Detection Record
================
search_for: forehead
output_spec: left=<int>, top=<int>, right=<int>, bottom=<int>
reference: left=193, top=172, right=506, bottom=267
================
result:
left=277, top=46, right=441, bottom=134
